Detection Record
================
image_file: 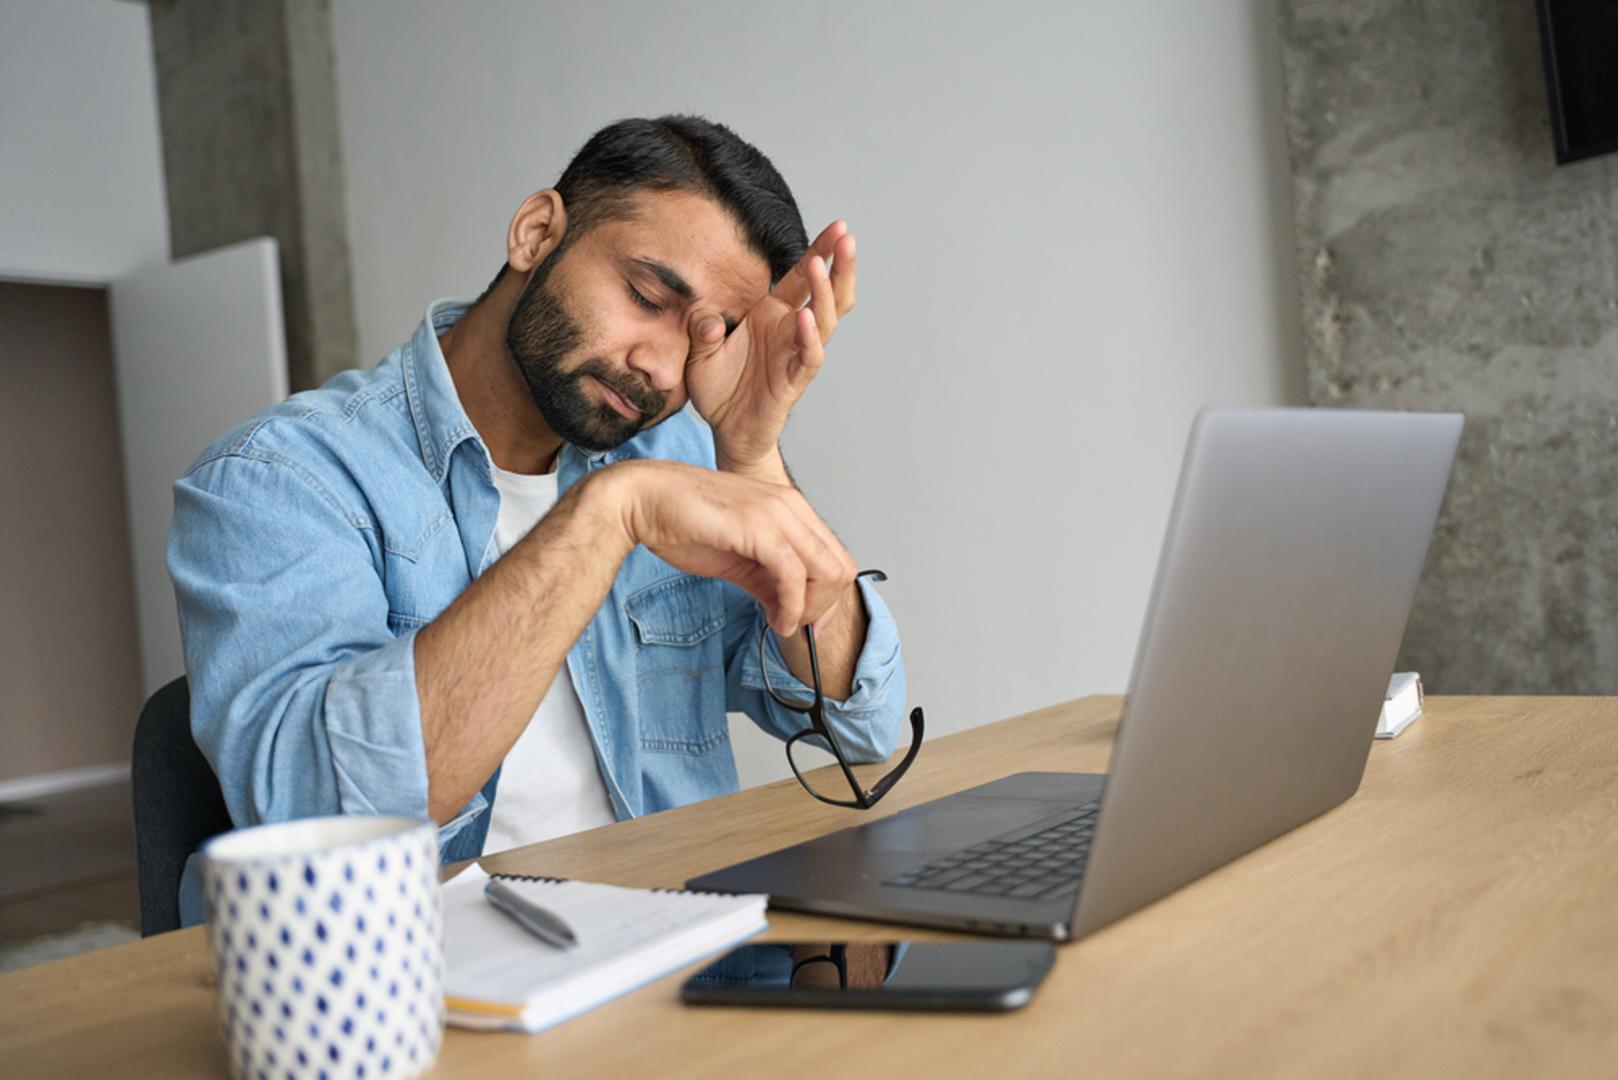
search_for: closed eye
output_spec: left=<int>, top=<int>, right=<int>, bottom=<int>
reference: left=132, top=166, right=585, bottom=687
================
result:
left=626, top=282, right=662, bottom=314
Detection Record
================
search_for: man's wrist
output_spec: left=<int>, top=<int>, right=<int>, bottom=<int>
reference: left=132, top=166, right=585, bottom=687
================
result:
left=575, top=461, right=643, bottom=559
left=715, top=441, right=789, bottom=485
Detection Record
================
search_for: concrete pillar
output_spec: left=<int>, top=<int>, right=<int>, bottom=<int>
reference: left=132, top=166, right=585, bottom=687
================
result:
left=1278, top=2, right=1618, bottom=692
left=149, top=0, right=357, bottom=392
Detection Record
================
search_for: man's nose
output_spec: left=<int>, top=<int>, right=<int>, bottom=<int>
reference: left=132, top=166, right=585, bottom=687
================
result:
left=625, top=333, right=688, bottom=394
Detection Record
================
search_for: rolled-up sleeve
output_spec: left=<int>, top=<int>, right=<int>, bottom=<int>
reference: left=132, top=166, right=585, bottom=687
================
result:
left=168, top=449, right=443, bottom=833
left=724, top=574, right=906, bottom=763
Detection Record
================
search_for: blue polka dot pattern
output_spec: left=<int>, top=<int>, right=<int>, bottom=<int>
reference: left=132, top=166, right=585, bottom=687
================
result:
left=203, top=819, right=443, bottom=1079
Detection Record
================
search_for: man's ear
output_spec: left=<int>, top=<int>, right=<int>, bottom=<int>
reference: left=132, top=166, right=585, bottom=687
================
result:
left=507, top=189, right=568, bottom=274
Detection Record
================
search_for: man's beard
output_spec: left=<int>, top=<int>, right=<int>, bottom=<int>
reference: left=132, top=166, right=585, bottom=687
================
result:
left=505, top=256, right=666, bottom=452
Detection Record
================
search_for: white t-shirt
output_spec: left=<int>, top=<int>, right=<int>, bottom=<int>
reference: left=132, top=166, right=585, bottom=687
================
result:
left=480, top=459, right=617, bottom=855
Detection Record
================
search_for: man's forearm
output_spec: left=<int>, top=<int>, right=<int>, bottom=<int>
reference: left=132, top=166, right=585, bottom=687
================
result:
left=414, top=446, right=862, bottom=822
left=414, top=470, right=632, bottom=823
left=716, top=444, right=868, bottom=699
left=774, top=584, right=869, bottom=701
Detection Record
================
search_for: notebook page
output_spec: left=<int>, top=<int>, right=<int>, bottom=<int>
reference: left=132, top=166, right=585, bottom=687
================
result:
left=442, top=863, right=765, bottom=1008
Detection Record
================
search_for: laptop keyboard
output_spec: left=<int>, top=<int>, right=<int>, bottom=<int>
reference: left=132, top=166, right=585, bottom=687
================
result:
left=883, top=801, right=1100, bottom=902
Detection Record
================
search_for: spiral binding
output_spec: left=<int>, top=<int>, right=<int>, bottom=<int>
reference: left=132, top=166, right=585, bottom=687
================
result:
left=652, top=885, right=734, bottom=898
left=489, top=872, right=738, bottom=900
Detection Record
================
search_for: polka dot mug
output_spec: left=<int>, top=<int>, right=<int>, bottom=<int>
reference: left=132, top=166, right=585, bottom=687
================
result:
left=202, top=815, right=443, bottom=1080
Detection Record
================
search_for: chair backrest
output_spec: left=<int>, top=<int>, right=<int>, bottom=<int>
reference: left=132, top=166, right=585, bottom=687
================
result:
left=131, top=676, right=233, bottom=935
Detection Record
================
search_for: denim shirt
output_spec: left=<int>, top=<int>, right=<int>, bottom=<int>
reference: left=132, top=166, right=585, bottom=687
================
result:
left=167, top=298, right=906, bottom=925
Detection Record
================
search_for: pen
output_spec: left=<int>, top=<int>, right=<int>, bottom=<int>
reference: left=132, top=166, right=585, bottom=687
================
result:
left=484, top=879, right=579, bottom=949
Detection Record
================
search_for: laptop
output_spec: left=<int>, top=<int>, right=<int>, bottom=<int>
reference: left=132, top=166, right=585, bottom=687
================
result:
left=688, top=407, right=1464, bottom=941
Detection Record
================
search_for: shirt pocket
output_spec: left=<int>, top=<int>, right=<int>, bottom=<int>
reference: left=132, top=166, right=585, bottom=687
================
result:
left=379, top=509, right=463, bottom=634
left=624, top=575, right=729, bottom=754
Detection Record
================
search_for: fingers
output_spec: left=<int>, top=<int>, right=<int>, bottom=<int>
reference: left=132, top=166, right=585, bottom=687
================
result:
left=629, top=464, right=856, bottom=636
left=828, top=231, right=856, bottom=318
left=812, top=219, right=848, bottom=257
left=772, top=486, right=857, bottom=631
left=685, top=307, right=727, bottom=365
left=771, top=220, right=849, bottom=309
left=744, top=484, right=854, bottom=635
left=790, top=306, right=825, bottom=390
left=757, top=539, right=808, bottom=636
left=806, top=255, right=838, bottom=347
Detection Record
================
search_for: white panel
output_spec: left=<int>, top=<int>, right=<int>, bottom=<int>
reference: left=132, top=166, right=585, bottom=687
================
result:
left=109, top=239, right=290, bottom=696
left=0, top=762, right=129, bottom=803
left=0, top=0, right=169, bottom=283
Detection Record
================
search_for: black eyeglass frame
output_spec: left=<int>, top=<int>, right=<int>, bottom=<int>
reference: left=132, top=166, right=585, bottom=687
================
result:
left=758, top=569, right=925, bottom=810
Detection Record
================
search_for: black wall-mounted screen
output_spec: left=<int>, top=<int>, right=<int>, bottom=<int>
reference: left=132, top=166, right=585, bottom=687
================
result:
left=1536, top=0, right=1618, bottom=163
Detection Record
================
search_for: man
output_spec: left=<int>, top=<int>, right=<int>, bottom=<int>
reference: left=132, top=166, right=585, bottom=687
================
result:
left=167, top=116, right=907, bottom=925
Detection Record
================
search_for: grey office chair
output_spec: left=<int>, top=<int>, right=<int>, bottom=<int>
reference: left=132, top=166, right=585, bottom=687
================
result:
left=131, top=676, right=233, bottom=935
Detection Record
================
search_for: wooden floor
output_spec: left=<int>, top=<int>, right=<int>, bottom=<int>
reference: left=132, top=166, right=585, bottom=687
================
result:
left=0, top=778, right=141, bottom=954
left=0, top=868, right=140, bottom=944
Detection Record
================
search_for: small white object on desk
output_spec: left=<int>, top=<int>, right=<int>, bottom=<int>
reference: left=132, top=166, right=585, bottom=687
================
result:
left=1376, top=672, right=1424, bottom=739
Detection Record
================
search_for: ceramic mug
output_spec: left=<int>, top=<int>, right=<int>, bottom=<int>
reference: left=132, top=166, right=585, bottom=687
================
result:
left=202, top=815, right=443, bottom=1079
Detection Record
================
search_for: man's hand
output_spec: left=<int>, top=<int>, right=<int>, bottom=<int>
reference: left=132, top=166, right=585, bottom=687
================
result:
left=600, top=459, right=857, bottom=636
left=415, top=458, right=857, bottom=821
left=684, top=221, right=857, bottom=477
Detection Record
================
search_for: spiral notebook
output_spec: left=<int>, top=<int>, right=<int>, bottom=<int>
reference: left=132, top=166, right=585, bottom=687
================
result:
left=441, top=863, right=768, bottom=1033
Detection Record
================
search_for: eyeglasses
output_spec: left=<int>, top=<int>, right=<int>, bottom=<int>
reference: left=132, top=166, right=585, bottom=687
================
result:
left=791, top=945, right=849, bottom=989
left=758, top=569, right=925, bottom=809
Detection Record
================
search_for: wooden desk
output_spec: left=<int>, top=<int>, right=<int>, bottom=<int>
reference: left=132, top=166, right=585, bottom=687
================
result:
left=4, top=696, right=1617, bottom=1077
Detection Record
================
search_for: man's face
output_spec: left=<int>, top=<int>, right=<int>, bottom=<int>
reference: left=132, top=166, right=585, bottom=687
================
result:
left=506, top=190, right=772, bottom=451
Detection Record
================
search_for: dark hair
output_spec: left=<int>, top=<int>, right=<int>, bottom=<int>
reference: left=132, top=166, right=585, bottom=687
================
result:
left=486, top=115, right=808, bottom=295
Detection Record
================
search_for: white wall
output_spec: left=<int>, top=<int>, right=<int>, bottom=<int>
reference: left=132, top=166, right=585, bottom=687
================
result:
left=331, top=0, right=1305, bottom=787
left=0, top=0, right=169, bottom=284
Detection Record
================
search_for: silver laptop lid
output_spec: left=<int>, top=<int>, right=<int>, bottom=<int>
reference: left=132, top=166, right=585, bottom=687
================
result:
left=1071, top=407, right=1462, bottom=937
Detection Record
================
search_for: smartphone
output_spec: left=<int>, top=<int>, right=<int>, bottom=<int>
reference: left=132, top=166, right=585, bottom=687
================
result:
left=680, top=940, right=1056, bottom=1012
